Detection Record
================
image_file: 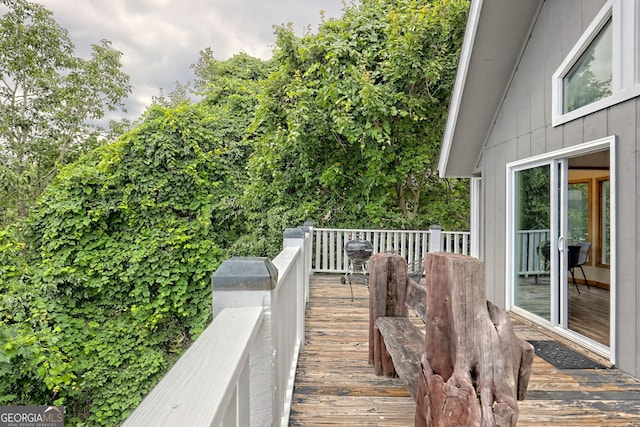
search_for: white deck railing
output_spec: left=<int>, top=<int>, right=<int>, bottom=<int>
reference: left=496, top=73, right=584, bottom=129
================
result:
left=122, top=306, right=264, bottom=426
left=123, top=225, right=312, bottom=427
left=312, top=225, right=471, bottom=273
left=124, top=224, right=484, bottom=426
left=516, top=229, right=550, bottom=277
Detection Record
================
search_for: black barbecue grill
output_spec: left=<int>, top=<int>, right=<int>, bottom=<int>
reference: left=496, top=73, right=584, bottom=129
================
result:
left=340, top=239, right=373, bottom=300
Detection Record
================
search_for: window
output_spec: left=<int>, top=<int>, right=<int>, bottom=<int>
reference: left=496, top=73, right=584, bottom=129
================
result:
left=552, top=0, right=640, bottom=126
left=563, top=20, right=612, bottom=113
left=568, top=181, right=590, bottom=243
left=567, top=174, right=610, bottom=269
left=598, top=178, right=611, bottom=266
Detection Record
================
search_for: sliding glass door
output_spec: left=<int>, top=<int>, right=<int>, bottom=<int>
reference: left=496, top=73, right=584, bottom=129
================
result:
left=507, top=138, right=614, bottom=358
left=513, top=164, right=552, bottom=321
left=512, top=161, right=567, bottom=325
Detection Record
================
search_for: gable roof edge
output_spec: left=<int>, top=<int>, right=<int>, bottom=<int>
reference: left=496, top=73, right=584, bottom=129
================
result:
left=438, top=0, right=544, bottom=178
left=438, top=0, right=483, bottom=179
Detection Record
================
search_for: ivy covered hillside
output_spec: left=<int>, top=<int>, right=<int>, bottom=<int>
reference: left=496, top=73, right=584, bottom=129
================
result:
left=0, top=0, right=470, bottom=424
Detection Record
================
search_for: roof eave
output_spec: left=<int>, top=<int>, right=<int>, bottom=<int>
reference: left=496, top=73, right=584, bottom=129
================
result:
left=438, top=0, right=483, bottom=179
left=438, top=0, right=544, bottom=178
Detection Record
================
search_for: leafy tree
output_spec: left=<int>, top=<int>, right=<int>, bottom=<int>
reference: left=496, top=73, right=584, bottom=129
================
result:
left=0, top=47, right=271, bottom=421
left=0, top=227, right=75, bottom=407
left=518, top=166, right=550, bottom=230
left=151, top=81, right=192, bottom=108
left=242, top=0, right=470, bottom=255
left=192, top=49, right=272, bottom=95
left=0, top=0, right=131, bottom=226
left=190, top=50, right=273, bottom=252
left=567, top=182, right=589, bottom=243
left=564, top=23, right=612, bottom=113
left=1, top=103, right=234, bottom=424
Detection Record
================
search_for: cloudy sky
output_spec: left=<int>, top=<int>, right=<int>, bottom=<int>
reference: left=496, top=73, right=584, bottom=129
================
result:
left=32, top=0, right=347, bottom=121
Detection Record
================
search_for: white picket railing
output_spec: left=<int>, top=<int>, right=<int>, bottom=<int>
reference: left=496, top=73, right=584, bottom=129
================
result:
left=516, top=229, right=550, bottom=277
left=312, top=225, right=471, bottom=273
left=311, top=226, right=549, bottom=278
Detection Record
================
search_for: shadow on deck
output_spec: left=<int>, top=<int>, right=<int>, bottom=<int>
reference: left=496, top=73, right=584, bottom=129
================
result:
left=289, top=274, right=640, bottom=426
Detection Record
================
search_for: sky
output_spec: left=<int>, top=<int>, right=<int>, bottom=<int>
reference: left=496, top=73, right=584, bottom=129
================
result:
left=32, top=0, right=347, bottom=122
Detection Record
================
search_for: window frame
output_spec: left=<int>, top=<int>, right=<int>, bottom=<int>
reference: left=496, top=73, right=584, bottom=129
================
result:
left=597, top=177, right=611, bottom=268
left=567, top=178, right=592, bottom=246
left=552, top=0, right=640, bottom=126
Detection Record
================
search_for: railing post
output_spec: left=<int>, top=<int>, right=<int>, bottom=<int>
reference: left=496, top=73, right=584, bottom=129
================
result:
left=212, top=257, right=279, bottom=425
left=302, top=221, right=313, bottom=272
left=429, top=224, right=443, bottom=253
left=303, top=221, right=314, bottom=305
left=283, top=227, right=306, bottom=353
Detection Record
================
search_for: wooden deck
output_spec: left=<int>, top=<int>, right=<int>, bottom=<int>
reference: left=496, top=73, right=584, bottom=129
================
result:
left=289, top=274, right=640, bottom=426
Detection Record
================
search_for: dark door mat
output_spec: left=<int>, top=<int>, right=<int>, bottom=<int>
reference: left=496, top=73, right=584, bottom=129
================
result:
left=527, top=340, right=607, bottom=369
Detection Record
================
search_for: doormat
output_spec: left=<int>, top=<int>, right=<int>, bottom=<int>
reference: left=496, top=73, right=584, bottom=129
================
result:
left=527, top=340, right=606, bottom=369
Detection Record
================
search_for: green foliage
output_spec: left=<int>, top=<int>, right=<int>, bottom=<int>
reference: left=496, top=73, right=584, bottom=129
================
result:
left=0, top=0, right=473, bottom=422
left=0, top=0, right=131, bottom=227
left=1, top=104, right=232, bottom=425
left=518, top=166, right=551, bottom=230
left=564, top=24, right=612, bottom=113
left=1, top=43, right=269, bottom=422
left=0, top=227, right=75, bottom=406
left=568, top=182, right=589, bottom=242
left=242, top=0, right=470, bottom=255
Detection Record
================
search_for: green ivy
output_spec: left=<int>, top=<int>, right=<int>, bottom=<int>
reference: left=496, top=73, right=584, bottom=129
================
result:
left=242, top=0, right=470, bottom=255
left=1, top=105, right=229, bottom=425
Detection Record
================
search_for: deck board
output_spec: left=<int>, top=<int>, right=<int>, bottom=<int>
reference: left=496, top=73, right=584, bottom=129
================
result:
left=289, top=274, right=640, bottom=426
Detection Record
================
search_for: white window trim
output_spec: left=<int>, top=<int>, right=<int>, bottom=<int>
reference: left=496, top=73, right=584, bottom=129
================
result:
left=552, top=0, right=640, bottom=126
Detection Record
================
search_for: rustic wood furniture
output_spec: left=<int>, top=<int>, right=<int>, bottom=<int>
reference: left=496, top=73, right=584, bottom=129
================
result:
left=368, top=252, right=534, bottom=426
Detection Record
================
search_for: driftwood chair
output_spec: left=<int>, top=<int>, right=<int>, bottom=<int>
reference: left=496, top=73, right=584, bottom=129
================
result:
left=369, top=252, right=534, bottom=426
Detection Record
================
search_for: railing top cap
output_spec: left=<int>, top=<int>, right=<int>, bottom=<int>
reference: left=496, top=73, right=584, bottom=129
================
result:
left=284, top=227, right=305, bottom=238
left=212, top=256, right=278, bottom=291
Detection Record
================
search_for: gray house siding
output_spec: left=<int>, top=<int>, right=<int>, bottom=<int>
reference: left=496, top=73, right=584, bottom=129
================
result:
left=477, top=0, right=640, bottom=377
left=611, top=101, right=640, bottom=375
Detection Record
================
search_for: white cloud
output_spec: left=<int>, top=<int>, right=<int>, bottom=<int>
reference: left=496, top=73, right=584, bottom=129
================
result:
left=31, top=0, right=346, bottom=120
